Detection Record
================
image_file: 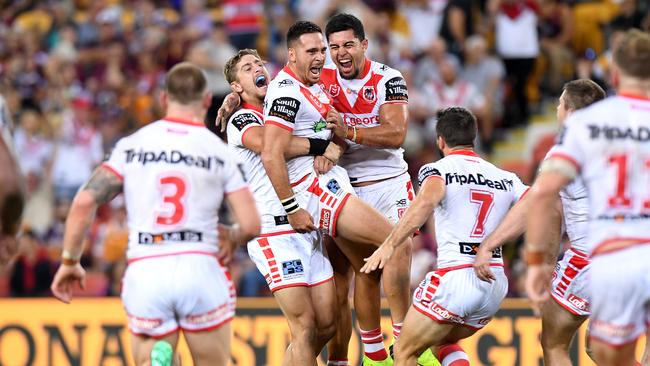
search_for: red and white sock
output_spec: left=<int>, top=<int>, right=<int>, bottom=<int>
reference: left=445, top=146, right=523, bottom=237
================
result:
left=392, top=321, right=403, bottom=340
left=437, top=343, right=470, bottom=366
left=327, top=358, right=349, bottom=366
left=360, top=328, right=388, bottom=361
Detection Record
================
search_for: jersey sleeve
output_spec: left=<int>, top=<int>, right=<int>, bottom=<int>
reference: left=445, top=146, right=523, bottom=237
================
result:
left=227, top=111, right=263, bottom=147
left=222, top=154, right=249, bottom=194
left=264, top=81, right=302, bottom=131
left=418, top=161, right=445, bottom=187
left=546, top=114, right=586, bottom=172
left=378, top=67, right=409, bottom=106
left=101, top=137, right=128, bottom=180
left=509, top=173, right=530, bottom=202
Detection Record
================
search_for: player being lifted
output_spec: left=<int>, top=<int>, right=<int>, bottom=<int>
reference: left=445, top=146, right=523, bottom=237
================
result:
left=526, top=29, right=650, bottom=366
left=320, top=14, right=424, bottom=366
left=224, top=48, right=343, bottom=365
left=51, top=63, right=260, bottom=366
left=362, top=107, right=529, bottom=366
left=472, top=79, right=605, bottom=366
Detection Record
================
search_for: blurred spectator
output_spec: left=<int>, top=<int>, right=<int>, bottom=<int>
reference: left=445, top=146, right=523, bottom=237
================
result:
left=50, top=94, right=103, bottom=203
left=400, top=0, right=448, bottom=55
left=413, top=37, right=461, bottom=88
left=462, top=35, right=506, bottom=131
left=222, top=0, right=264, bottom=49
left=8, top=230, right=53, bottom=297
left=610, top=0, right=646, bottom=30
left=490, top=0, right=540, bottom=127
left=538, top=0, right=574, bottom=95
left=439, top=0, right=477, bottom=58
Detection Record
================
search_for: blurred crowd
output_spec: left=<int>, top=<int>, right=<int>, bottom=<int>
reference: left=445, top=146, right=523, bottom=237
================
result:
left=0, top=0, right=648, bottom=299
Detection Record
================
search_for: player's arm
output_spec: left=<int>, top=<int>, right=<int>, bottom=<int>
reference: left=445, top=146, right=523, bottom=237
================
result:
left=51, top=166, right=123, bottom=303
left=224, top=188, right=261, bottom=246
left=242, top=127, right=341, bottom=162
left=361, top=177, right=445, bottom=273
left=261, top=124, right=316, bottom=233
left=0, top=137, right=24, bottom=265
left=328, top=103, right=408, bottom=149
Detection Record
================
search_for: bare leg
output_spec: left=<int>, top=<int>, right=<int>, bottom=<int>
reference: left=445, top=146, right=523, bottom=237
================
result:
left=540, top=298, right=588, bottom=366
left=275, top=286, right=321, bottom=366
left=591, top=337, right=638, bottom=366
left=131, top=332, right=180, bottom=366
left=326, top=236, right=354, bottom=362
left=184, top=323, right=232, bottom=366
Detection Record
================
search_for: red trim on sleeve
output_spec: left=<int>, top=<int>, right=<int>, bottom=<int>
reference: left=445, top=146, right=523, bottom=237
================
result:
left=225, top=186, right=250, bottom=196
left=100, top=163, right=124, bottom=181
left=264, top=120, right=294, bottom=132
left=518, top=187, right=531, bottom=201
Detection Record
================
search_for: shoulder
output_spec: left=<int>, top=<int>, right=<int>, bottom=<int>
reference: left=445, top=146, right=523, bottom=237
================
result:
left=373, top=61, right=404, bottom=81
left=229, top=109, right=263, bottom=132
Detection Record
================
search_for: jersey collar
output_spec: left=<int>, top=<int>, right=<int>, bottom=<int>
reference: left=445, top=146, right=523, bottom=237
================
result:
left=447, top=149, right=479, bottom=157
left=282, top=65, right=310, bottom=87
left=619, top=92, right=650, bottom=102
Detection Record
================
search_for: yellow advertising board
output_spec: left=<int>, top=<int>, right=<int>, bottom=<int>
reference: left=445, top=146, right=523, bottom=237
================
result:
left=0, top=298, right=645, bottom=365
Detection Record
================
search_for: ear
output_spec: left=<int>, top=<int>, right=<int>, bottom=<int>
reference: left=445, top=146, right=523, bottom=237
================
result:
left=159, top=91, right=168, bottom=110
left=361, top=38, right=369, bottom=52
left=230, top=81, right=243, bottom=94
left=437, top=135, right=445, bottom=151
left=203, top=91, right=213, bottom=109
left=288, top=48, right=296, bottom=63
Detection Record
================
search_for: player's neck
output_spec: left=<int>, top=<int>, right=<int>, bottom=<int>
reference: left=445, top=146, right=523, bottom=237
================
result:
left=164, top=104, right=206, bottom=125
left=241, top=98, right=263, bottom=113
left=286, top=63, right=313, bottom=86
left=618, top=78, right=650, bottom=100
left=444, top=146, right=475, bottom=156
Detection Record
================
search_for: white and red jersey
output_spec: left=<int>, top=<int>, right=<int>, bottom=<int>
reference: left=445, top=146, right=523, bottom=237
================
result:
left=264, top=66, right=333, bottom=183
left=320, top=59, right=409, bottom=183
left=545, top=145, right=590, bottom=253
left=421, top=79, right=485, bottom=112
left=418, top=150, right=529, bottom=268
left=227, top=104, right=290, bottom=234
left=103, top=117, right=248, bottom=260
left=548, top=94, right=650, bottom=256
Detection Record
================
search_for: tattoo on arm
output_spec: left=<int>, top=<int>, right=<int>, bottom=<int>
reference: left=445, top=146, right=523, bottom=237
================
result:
left=81, top=168, right=123, bottom=205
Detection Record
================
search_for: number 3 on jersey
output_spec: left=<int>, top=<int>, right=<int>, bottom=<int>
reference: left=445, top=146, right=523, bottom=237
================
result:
left=470, top=189, right=494, bottom=238
left=156, top=174, right=188, bottom=226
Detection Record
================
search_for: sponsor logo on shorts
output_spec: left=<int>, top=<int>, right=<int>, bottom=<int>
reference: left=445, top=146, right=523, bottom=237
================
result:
left=326, top=179, right=340, bottom=194
left=128, top=316, right=162, bottom=330
left=430, top=302, right=464, bottom=324
left=459, top=242, right=502, bottom=258
left=568, top=294, right=590, bottom=312
left=281, top=259, right=304, bottom=280
left=320, top=208, right=332, bottom=231
left=478, top=317, right=492, bottom=326
left=396, top=198, right=408, bottom=207
left=591, top=319, right=636, bottom=339
left=138, top=230, right=203, bottom=244
left=185, top=303, right=230, bottom=325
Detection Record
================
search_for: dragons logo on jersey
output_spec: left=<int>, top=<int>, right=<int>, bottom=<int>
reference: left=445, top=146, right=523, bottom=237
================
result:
left=312, top=118, right=327, bottom=132
left=362, top=86, right=376, bottom=103
left=329, top=84, right=341, bottom=97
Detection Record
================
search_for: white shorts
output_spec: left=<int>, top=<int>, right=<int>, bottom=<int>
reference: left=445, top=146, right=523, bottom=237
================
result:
left=589, top=244, right=650, bottom=347
left=247, top=231, right=334, bottom=292
left=550, top=247, right=591, bottom=316
left=292, top=166, right=355, bottom=237
left=353, top=173, right=414, bottom=224
left=412, top=264, right=508, bottom=330
left=121, top=252, right=235, bottom=338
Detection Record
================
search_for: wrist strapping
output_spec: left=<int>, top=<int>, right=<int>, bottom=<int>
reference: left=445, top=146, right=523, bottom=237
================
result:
left=281, top=195, right=300, bottom=214
left=62, top=250, right=81, bottom=266
left=525, top=250, right=545, bottom=265
left=308, top=138, right=330, bottom=155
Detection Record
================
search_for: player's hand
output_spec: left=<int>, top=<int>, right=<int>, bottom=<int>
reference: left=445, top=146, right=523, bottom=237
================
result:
left=473, top=246, right=496, bottom=283
left=325, top=107, right=347, bottom=139
left=288, top=208, right=317, bottom=233
left=217, top=92, right=241, bottom=132
left=525, top=263, right=553, bottom=315
left=51, top=263, right=86, bottom=304
left=217, top=224, right=237, bottom=266
left=314, top=155, right=334, bottom=174
left=361, top=244, right=394, bottom=273
left=323, top=142, right=342, bottom=165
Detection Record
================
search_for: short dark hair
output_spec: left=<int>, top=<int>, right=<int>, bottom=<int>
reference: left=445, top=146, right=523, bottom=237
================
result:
left=287, top=21, right=322, bottom=48
left=562, top=79, right=606, bottom=111
left=325, top=13, right=365, bottom=41
left=224, top=49, right=261, bottom=84
left=613, top=29, right=650, bottom=79
left=165, top=62, right=207, bottom=104
left=436, top=107, right=477, bottom=148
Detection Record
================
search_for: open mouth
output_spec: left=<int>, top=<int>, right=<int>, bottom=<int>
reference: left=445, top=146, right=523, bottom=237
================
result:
left=338, top=58, right=353, bottom=70
left=255, top=75, right=268, bottom=87
left=309, top=66, right=322, bottom=77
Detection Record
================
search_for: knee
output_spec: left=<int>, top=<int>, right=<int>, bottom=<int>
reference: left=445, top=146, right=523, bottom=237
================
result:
left=292, top=315, right=318, bottom=344
left=318, top=319, right=337, bottom=344
left=394, top=339, right=418, bottom=361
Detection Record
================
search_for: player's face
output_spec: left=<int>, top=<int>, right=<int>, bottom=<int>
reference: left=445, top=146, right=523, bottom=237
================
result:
left=289, top=32, right=327, bottom=86
left=556, top=91, right=569, bottom=123
left=328, top=29, right=368, bottom=80
left=234, top=54, right=270, bottom=101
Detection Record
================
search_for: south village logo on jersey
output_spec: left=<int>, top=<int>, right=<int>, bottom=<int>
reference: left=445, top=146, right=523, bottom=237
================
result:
left=123, top=149, right=223, bottom=171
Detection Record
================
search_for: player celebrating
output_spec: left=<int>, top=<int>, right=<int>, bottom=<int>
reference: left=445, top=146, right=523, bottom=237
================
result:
left=50, top=63, right=260, bottom=366
left=526, top=29, right=650, bottom=366
left=321, top=14, right=420, bottom=366
left=224, top=48, right=344, bottom=365
left=262, top=20, right=417, bottom=365
left=362, top=107, right=529, bottom=366
left=473, top=79, right=605, bottom=365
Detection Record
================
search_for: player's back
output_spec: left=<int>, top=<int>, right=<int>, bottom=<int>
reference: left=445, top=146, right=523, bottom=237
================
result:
left=550, top=95, right=650, bottom=254
left=103, top=118, right=247, bottom=260
left=418, top=150, right=528, bottom=268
